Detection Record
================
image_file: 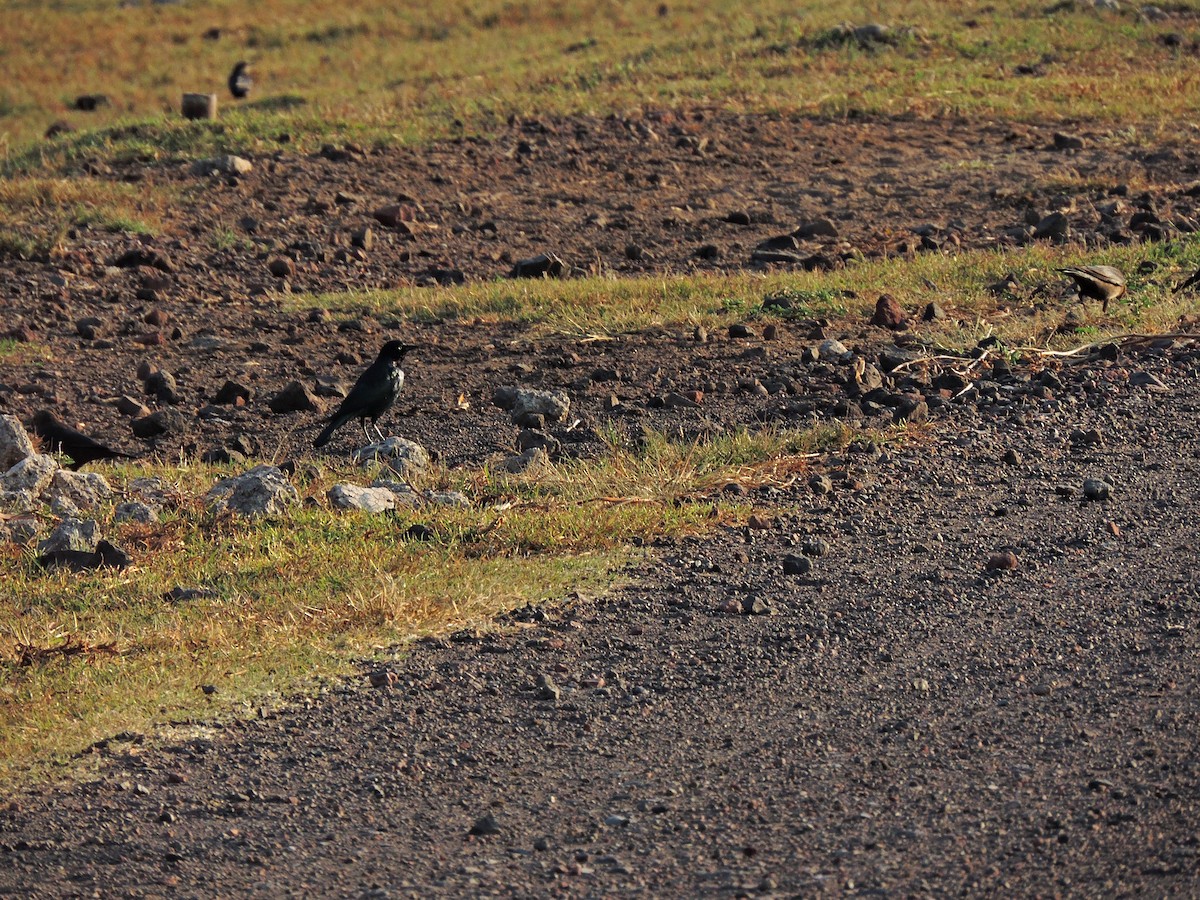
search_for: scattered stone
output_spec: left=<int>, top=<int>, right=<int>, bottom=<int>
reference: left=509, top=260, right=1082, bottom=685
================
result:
left=353, top=437, right=432, bottom=477
left=369, top=670, right=398, bottom=689
left=510, top=253, right=569, bottom=279
left=37, top=517, right=100, bottom=555
left=793, top=219, right=839, bottom=239
left=922, top=301, right=946, bottom=321
left=809, top=474, right=833, bottom=495
left=115, top=501, right=159, bottom=524
left=0, top=415, right=37, bottom=470
left=1003, top=449, right=1023, bottom=466
left=205, top=465, right=299, bottom=517
left=494, top=387, right=571, bottom=425
left=783, top=554, right=812, bottom=576
left=717, top=597, right=742, bottom=614
left=802, top=537, right=831, bottom=557
left=468, top=814, right=502, bottom=837
left=131, top=409, right=191, bottom=439
left=1082, top=478, right=1113, bottom=502
left=351, top=227, right=373, bottom=251
left=728, top=324, right=754, bottom=339
left=45, top=470, right=112, bottom=512
left=725, top=210, right=752, bottom=225
left=1052, top=132, right=1085, bottom=152
left=2, top=453, right=58, bottom=499
left=742, top=596, right=771, bottom=615
left=190, top=155, right=252, bottom=177
left=268, top=257, right=296, bottom=279
left=268, top=381, right=322, bottom=414
left=214, top=380, right=252, bottom=405
left=181, top=92, right=217, bottom=120
left=986, top=550, right=1019, bottom=571
left=144, top=370, right=181, bottom=405
left=117, top=395, right=152, bottom=418
left=327, top=483, right=398, bottom=513
left=870, top=294, right=908, bottom=330
left=112, top=247, right=172, bottom=272
left=817, top=338, right=851, bottom=360
left=1034, top=212, right=1070, bottom=242
left=517, top=428, right=561, bottom=456
left=76, top=316, right=106, bottom=340
left=503, top=447, right=551, bottom=475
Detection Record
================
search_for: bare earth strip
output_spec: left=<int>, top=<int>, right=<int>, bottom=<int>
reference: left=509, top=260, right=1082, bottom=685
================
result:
left=2, top=340, right=1198, bottom=896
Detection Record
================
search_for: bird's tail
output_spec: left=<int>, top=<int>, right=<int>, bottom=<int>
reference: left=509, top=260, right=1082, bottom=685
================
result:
left=313, top=422, right=336, bottom=449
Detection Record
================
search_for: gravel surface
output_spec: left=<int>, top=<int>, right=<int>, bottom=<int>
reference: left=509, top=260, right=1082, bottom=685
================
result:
left=3, top=341, right=1200, bottom=897
left=2, top=113, right=1200, bottom=896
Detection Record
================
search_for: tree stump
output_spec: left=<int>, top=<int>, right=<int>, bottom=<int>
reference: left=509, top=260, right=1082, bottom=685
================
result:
left=181, top=93, right=217, bottom=120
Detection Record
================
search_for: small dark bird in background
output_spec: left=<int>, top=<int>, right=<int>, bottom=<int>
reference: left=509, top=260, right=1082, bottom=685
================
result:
left=29, top=410, right=131, bottom=470
left=1059, top=265, right=1127, bottom=312
left=228, top=61, right=252, bottom=99
left=38, top=539, right=131, bottom=573
left=313, top=340, right=417, bottom=449
left=1173, top=267, right=1200, bottom=295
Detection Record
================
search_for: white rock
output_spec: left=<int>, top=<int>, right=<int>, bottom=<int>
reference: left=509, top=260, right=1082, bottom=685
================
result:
left=370, top=479, right=422, bottom=506
left=206, top=465, right=299, bottom=518
left=817, top=338, right=851, bottom=360
left=0, top=415, right=36, bottom=470
left=510, top=388, right=570, bottom=424
left=45, top=470, right=112, bottom=512
left=191, top=155, right=252, bottom=177
left=37, top=517, right=101, bottom=555
left=353, top=437, right=431, bottom=477
left=2, top=453, right=58, bottom=498
left=328, top=483, right=397, bottom=513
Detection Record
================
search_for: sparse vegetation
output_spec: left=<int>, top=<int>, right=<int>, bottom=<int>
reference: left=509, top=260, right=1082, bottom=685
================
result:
left=0, top=177, right=164, bottom=259
left=291, top=239, right=1200, bottom=347
left=2, top=1, right=1200, bottom=170
left=0, top=423, right=891, bottom=784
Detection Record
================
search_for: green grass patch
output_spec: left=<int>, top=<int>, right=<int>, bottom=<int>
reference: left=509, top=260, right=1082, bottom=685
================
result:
left=290, top=238, right=1200, bottom=348
left=0, top=422, right=881, bottom=786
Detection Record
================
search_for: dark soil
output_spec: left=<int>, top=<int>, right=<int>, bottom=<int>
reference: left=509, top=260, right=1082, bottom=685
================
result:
left=2, top=114, right=1200, bottom=896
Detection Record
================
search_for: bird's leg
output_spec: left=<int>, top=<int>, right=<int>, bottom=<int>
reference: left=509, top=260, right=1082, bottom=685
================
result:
left=362, top=421, right=373, bottom=445
left=374, top=423, right=385, bottom=442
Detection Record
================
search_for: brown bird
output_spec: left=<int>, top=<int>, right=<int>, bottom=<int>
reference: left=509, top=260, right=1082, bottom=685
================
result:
left=1059, top=265, right=1127, bottom=312
left=28, top=410, right=131, bottom=470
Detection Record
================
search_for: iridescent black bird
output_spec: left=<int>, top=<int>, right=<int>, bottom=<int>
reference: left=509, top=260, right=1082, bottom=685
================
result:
left=29, top=410, right=131, bottom=470
left=228, top=61, right=252, bottom=99
left=313, top=340, right=417, bottom=449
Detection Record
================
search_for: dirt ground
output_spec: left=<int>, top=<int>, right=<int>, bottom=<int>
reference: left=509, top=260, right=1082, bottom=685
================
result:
left=1, top=114, right=1199, bottom=896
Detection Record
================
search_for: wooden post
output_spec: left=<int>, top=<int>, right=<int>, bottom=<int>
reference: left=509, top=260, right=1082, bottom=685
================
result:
left=181, top=93, right=217, bottom=120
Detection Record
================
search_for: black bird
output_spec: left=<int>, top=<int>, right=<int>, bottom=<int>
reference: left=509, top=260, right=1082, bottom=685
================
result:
left=228, top=61, right=252, bottom=99
left=1174, top=267, right=1200, bottom=295
left=29, top=410, right=131, bottom=470
left=314, top=340, right=417, bottom=449
left=1059, top=265, right=1127, bottom=312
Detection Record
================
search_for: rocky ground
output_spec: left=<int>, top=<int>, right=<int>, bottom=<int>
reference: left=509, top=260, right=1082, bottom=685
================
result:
left=2, top=114, right=1200, bottom=896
